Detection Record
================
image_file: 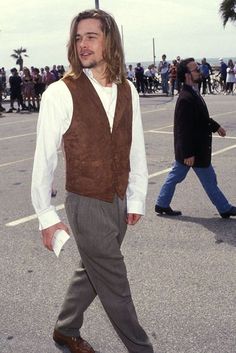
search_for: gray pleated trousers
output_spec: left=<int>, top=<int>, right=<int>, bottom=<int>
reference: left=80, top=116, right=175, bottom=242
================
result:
left=55, top=192, right=153, bottom=353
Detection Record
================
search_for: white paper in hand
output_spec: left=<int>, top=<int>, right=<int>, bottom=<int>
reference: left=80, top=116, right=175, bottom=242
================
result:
left=52, top=230, right=70, bottom=257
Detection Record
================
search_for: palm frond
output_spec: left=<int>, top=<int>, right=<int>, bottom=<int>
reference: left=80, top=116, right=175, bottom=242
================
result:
left=13, top=47, right=27, bottom=55
left=219, top=0, right=236, bottom=26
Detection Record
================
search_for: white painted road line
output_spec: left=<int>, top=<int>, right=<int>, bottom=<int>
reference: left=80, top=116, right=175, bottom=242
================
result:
left=145, top=129, right=236, bottom=140
left=142, top=108, right=166, bottom=114
left=0, top=151, right=62, bottom=169
left=0, top=157, right=33, bottom=168
left=144, top=124, right=173, bottom=133
left=211, top=110, right=236, bottom=118
left=0, top=118, right=36, bottom=126
left=212, top=144, right=236, bottom=156
left=5, top=204, right=65, bottom=227
left=0, top=132, right=36, bottom=141
left=147, top=144, right=236, bottom=181
left=148, top=167, right=172, bottom=179
left=5, top=143, right=236, bottom=227
left=146, top=130, right=172, bottom=134
left=156, top=124, right=173, bottom=130
left=0, top=130, right=234, bottom=169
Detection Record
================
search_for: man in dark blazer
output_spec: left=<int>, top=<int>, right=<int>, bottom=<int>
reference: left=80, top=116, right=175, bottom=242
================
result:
left=155, top=57, right=236, bottom=218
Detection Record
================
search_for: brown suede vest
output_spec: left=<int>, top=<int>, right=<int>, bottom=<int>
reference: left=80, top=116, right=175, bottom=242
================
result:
left=63, top=72, right=132, bottom=202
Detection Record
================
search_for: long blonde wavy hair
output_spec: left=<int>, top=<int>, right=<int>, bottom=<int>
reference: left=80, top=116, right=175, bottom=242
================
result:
left=65, top=9, right=126, bottom=84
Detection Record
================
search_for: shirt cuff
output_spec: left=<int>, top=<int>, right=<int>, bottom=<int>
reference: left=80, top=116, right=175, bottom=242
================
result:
left=38, top=208, right=61, bottom=230
left=127, top=200, right=146, bottom=216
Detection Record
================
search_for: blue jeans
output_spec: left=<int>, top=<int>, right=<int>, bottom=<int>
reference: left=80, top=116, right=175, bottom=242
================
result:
left=161, top=72, right=169, bottom=94
left=156, top=161, right=231, bottom=214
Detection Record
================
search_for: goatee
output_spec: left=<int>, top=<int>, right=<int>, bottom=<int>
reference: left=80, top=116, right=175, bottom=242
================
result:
left=81, top=61, right=97, bottom=69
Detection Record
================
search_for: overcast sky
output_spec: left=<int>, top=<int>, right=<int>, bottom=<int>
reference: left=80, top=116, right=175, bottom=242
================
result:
left=1, top=0, right=235, bottom=69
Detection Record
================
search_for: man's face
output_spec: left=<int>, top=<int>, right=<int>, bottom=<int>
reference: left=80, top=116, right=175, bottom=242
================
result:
left=76, top=18, right=105, bottom=70
left=187, top=61, right=202, bottom=84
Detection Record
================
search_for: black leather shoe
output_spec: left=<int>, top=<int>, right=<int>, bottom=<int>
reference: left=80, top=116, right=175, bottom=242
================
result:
left=155, top=205, right=182, bottom=216
left=220, top=206, right=236, bottom=219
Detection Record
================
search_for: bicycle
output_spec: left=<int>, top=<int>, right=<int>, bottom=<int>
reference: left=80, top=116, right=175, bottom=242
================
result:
left=144, top=75, right=162, bottom=94
left=211, top=77, right=221, bottom=94
left=1, top=86, right=10, bottom=100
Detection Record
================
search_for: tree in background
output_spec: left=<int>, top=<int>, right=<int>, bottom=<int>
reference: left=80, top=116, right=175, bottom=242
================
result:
left=219, top=0, right=236, bottom=26
left=10, top=47, right=29, bottom=71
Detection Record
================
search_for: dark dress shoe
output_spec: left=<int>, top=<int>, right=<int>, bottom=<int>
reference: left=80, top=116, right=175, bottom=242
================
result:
left=155, top=205, right=182, bottom=216
left=220, top=206, right=236, bottom=219
left=53, top=329, right=95, bottom=353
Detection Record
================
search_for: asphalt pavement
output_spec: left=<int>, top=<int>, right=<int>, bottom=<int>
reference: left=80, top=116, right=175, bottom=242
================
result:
left=0, top=93, right=236, bottom=353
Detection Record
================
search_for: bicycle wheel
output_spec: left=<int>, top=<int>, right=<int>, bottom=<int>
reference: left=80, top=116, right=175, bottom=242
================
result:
left=212, top=80, right=221, bottom=94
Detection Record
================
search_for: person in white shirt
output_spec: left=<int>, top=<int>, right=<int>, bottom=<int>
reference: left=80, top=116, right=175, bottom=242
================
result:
left=31, top=9, right=153, bottom=353
left=127, top=64, right=135, bottom=82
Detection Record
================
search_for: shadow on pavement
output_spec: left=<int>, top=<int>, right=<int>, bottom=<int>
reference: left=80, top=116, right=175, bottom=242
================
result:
left=160, top=215, right=236, bottom=247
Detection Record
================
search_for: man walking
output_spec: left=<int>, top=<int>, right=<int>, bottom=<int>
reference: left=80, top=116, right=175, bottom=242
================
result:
left=32, top=9, right=153, bottom=353
left=155, top=57, right=236, bottom=218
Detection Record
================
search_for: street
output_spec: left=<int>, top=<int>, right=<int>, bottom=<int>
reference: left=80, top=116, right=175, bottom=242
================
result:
left=0, top=93, right=236, bottom=353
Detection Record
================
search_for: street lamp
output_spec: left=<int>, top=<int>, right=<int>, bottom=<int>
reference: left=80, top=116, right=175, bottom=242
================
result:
left=95, top=0, right=99, bottom=9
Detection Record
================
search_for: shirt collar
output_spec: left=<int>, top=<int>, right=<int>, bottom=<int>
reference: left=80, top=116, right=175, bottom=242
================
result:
left=83, top=68, right=115, bottom=89
left=83, top=68, right=94, bottom=80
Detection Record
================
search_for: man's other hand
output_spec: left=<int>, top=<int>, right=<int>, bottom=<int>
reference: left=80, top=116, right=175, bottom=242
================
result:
left=126, top=213, right=142, bottom=225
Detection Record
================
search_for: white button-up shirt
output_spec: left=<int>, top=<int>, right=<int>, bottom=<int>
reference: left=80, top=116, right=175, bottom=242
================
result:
left=31, top=69, right=148, bottom=230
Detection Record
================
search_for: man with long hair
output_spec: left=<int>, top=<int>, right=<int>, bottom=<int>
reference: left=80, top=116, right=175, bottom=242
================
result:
left=31, top=9, right=153, bottom=353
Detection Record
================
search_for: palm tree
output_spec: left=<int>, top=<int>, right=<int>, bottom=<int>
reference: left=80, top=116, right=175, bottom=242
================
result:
left=219, top=0, right=236, bottom=26
left=10, top=47, right=29, bottom=71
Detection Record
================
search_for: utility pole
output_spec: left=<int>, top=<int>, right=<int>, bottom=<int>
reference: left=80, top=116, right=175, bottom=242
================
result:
left=152, top=38, right=156, bottom=66
left=95, top=0, right=99, bottom=9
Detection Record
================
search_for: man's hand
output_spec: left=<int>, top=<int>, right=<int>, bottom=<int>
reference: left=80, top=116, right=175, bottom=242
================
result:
left=184, top=156, right=195, bottom=167
left=41, top=222, right=69, bottom=251
left=126, top=213, right=142, bottom=225
left=217, top=127, right=226, bottom=137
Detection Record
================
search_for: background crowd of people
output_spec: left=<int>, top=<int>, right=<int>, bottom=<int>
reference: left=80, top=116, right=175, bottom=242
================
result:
left=127, top=55, right=236, bottom=96
left=1, top=56, right=236, bottom=117
left=0, top=64, right=65, bottom=114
